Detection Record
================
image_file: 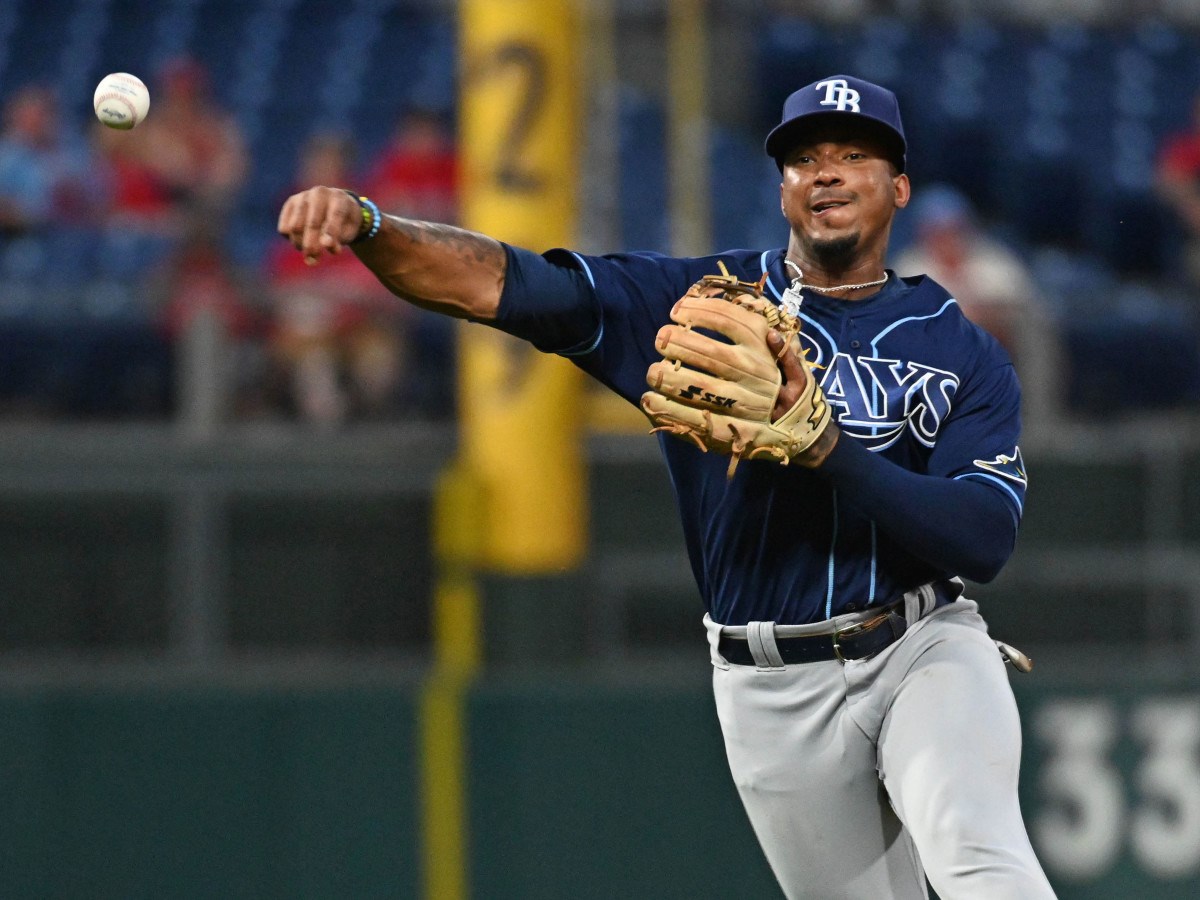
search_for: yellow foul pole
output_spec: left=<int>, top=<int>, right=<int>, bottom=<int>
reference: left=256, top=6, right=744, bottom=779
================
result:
left=457, top=0, right=586, bottom=574
left=421, top=2, right=584, bottom=898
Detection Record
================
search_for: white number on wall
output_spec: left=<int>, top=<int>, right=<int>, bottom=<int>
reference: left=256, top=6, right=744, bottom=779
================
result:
left=1032, top=700, right=1125, bottom=879
left=1032, top=696, right=1200, bottom=882
left=1130, top=701, right=1200, bottom=878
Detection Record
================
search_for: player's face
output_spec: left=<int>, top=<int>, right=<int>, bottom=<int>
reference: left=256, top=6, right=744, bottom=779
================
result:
left=779, top=125, right=910, bottom=267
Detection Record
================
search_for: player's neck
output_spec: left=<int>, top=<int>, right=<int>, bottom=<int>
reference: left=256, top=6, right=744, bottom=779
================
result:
left=783, top=255, right=889, bottom=299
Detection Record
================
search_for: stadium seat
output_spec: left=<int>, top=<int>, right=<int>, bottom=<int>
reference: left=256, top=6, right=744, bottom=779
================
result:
left=617, top=89, right=668, bottom=252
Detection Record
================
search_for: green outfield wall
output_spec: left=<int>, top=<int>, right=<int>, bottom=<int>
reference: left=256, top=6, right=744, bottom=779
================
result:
left=3, top=430, right=1200, bottom=897
left=2, top=673, right=1198, bottom=899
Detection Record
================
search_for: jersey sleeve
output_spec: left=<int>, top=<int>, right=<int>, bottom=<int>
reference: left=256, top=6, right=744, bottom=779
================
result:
left=548, top=249, right=722, bottom=403
left=818, top=340, right=1026, bottom=583
left=490, top=244, right=602, bottom=355
left=497, top=246, right=731, bottom=404
left=926, top=359, right=1027, bottom=523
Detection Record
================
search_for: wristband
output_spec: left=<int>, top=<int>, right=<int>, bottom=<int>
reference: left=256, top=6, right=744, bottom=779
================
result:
left=344, top=190, right=382, bottom=243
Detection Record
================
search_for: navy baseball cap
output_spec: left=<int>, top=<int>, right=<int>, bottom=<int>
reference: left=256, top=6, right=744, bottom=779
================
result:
left=765, top=75, right=906, bottom=173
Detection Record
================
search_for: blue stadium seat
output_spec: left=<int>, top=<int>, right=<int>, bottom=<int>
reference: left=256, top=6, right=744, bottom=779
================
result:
left=994, top=149, right=1088, bottom=250
left=709, top=127, right=781, bottom=252
left=1061, top=283, right=1200, bottom=414
left=95, top=229, right=176, bottom=283
left=251, top=105, right=314, bottom=186
left=0, top=0, right=71, bottom=87
left=617, top=89, right=667, bottom=252
left=1091, top=187, right=1180, bottom=280
left=97, top=0, right=162, bottom=77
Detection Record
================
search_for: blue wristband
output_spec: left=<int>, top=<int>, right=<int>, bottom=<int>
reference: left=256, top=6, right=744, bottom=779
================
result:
left=345, top=191, right=382, bottom=243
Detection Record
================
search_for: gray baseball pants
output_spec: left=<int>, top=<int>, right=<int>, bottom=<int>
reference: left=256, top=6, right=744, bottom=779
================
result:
left=704, top=596, right=1056, bottom=899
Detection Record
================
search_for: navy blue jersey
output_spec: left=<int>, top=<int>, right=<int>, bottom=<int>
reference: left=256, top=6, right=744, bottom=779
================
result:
left=495, top=245, right=1026, bottom=626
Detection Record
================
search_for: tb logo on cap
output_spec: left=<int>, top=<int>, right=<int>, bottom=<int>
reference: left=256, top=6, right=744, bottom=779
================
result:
left=816, top=79, right=861, bottom=112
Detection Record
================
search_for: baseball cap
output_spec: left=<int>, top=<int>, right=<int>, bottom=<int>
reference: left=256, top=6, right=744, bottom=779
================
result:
left=765, top=75, right=906, bottom=173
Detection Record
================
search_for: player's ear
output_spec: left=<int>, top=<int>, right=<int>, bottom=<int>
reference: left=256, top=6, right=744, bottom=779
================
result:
left=893, top=173, right=911, bottom=209
left=780, top=183, right=787, bottom=217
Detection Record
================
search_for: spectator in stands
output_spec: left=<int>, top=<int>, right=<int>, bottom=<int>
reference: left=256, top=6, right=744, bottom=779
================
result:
left=91, top=121, right=181, bottom=279
left=0, top=84, right=95, bottom=234
left=1156, top=90, right=1200, bottom=289
left=265, top=132, right=408, bottom=425
left=895, top=185, right=1033, bottom=351
left=138, top=56, right=249, bottom=220
left=362, top=107, right=458, bottom=224
left=149, top=215, right=269, bottom=420
left=894, top=183, right=1063, bottom=430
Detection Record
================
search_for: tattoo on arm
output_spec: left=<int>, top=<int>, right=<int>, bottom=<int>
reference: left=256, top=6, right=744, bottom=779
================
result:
left=389, top=217, right=506, bottom=268
left=354, top=215, right=508, bottom=318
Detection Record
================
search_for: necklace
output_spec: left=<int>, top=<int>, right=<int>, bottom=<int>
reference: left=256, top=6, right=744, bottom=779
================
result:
left=783, top=259, right=888, bottom=294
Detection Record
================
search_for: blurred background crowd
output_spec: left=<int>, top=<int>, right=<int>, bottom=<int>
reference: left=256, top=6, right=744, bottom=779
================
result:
left=0, top=9, right=460, bottom=426
left=4, top=0, right=1200, bottom=431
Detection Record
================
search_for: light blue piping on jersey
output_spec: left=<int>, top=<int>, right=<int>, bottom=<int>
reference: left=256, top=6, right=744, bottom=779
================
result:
left=867, top=298, right=959, bottom=435
left=559, top=251, right=604, bottom=357
left=869, top=522, right=877, bottom=605
left=825, top=490, right=839, bottom=619
left=570, top=251, right=597, bottom=287
left=955, top=471, right=1025, bottom=513
left=762, top=253, right=846, bottom=615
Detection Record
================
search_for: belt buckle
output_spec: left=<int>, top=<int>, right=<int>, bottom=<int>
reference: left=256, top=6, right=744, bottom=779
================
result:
left=831, top=613, right=886, bottom=663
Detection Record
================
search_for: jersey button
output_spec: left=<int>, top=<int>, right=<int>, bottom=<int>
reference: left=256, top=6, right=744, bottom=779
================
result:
left=845, top=603, right=858, bottom=611
left=850, top=340, right=861, bottom=349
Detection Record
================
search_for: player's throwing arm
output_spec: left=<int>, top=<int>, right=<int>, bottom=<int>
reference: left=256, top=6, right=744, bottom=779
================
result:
left=276, top=185, right=507, bottom=321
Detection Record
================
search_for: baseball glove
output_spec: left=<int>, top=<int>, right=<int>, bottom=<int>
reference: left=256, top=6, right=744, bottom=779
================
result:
left=640, top=262, right=832, bottom=478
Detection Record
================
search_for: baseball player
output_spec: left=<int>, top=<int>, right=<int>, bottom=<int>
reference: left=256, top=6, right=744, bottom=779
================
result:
left=279, top=75, right=1055, bottom=899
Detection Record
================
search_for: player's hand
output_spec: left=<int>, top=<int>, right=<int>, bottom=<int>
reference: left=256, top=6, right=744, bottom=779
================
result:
left=277, top=185, right=362, bottom=266
left=767, top=330, right=807, bottom=421
left=767, top=329, right=839, bottom=466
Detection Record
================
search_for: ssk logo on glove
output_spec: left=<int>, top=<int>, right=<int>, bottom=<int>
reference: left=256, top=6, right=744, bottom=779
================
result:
left=679, top=385, right=737, bottom=408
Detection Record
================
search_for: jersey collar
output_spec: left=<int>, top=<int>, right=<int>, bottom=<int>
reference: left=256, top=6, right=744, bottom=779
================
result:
left=760, top=248, right=904, bottom=310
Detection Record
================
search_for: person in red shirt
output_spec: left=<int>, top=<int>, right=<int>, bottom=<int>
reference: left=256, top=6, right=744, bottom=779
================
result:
left=361, top=108, right=458, bottom=224
left=137, top=56, right=249, bottom=219
left=1156, top=92, right=1200, bottom=288
left=265, top=133, right=408, bottom=425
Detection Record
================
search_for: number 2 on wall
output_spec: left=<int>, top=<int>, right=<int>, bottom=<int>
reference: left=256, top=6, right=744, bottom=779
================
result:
left=466, top=41, right=548, bottom=194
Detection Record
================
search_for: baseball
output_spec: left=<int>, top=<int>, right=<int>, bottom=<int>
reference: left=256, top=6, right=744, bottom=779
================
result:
left=93, top=72, right=150, bottom=130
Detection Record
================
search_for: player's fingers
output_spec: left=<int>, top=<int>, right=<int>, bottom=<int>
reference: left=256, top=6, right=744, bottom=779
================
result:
left=277, top=190, right=326, bottom=263
left=299, top=190, right=337, bottom=263
left=319, top=191, right=364, bottom=251
left=646, top=361, right=774, bottom=420
left=276, top=187, right=360, bottom=264
left=769, top=331, right=807, bottom=419
left=655, top=323, right=779, bottom=385
left=277, top=193, right=308, bottom=245
left=671, top=295, right=770, bottom=347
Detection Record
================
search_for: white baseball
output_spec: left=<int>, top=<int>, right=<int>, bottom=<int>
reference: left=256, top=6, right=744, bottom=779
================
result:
left=93, top=72, right=150, bottom=130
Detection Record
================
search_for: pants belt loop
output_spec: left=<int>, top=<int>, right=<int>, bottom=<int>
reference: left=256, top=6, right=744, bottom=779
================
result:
left=902, top=587, right=921, bottom=627
left=902, top=582, right=939, bottom=626
left=747, top=621, right=786, bottom=670
left=919, top=583, right=937, bottom=617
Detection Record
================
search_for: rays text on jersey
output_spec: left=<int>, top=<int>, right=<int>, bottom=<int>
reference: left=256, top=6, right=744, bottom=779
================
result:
left=813, top=350, right=960, bottom=451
